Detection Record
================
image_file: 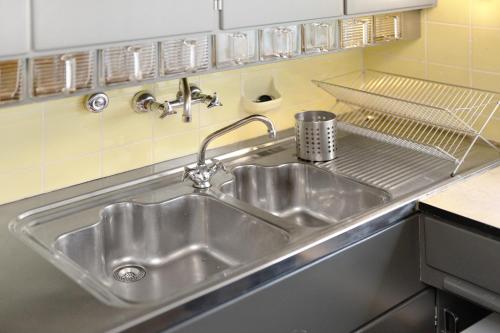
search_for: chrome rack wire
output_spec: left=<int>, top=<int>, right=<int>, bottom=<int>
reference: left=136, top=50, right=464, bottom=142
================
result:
left=313, top=70, right=500, bottom=176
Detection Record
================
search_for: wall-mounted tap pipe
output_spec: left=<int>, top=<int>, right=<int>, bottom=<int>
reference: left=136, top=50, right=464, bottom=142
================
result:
left=180, top=78, right=192, bottom=123
left=131, top=77, right=222, bottom=122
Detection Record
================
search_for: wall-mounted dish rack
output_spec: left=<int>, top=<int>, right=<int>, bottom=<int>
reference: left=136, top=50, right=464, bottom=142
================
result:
left=314, top=70, right=500, bottom=176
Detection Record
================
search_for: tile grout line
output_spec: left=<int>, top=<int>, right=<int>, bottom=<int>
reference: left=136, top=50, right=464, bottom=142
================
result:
left=0, top=166, right=42, bottom=177
left=101, top=138, right=154, bottom=154
left=423, top=8, right=429, bottom=80
left=40, top=102, right=46, bottom=193
left=468, top=0, right=473, bottom=88
left=150, top=84, right=156, bottom=165
left=98, top=106, right=104, bottom=179
left=369, top=54, right=500, bottom=78
left=426, top=20, right=500, bottom=31
left=43, top=150, right=103, bottom=167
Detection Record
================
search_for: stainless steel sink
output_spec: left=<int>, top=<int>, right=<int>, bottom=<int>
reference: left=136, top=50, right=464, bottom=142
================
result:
left=38, top=194, right=289, bottom=306
left=220, top=163, right=390, bottom=228
left=10, top=140, right=391, bottom=309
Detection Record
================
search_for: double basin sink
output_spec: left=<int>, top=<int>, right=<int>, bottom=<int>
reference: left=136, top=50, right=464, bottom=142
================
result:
left=11, top=162, right=389, bottom=307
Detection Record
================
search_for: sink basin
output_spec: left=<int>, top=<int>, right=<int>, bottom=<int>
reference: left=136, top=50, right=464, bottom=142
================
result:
left=220, top=163, right=390, bottom=228
left=16, top=194, right=289, bottom=306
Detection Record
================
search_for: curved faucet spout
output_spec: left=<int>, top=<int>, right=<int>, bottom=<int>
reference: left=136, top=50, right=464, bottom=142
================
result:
left=183, top=115, right=277, bottom=189
left=198, top=115, right=276, bottom=166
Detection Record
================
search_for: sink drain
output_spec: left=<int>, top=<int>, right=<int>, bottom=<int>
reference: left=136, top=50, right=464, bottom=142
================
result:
left=113, top=265, right=146, bottom=283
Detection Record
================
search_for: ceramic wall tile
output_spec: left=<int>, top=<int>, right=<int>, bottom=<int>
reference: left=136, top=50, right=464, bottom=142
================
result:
left=102, top=141, right=153, bottom=176
left=45, top=96, right=101, bottom=162
left=0, top=169, right=42, bottom=204
left=0, top=104, right=43, bottom=173
left=472, top=28, right=500, bottom=72
left=1, top=48, right=366, bottom=204
left=45, top=153, right=101, bottom=192
left=427, top=23, right=470, bottom=68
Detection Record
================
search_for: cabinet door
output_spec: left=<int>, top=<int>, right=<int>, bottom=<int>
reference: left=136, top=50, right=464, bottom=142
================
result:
left=220, top=0, right=343, bottom=30
left=356, top=289, right=436, bottom=333
left=32, top=0, right=215, bottom=50
left=0, top=0, right=29, bottom=57
left=345, top=0, right=435, bottom=15
left=167, top=216, right=424, bottom=333
left=424, top=215, right=500, bottom=297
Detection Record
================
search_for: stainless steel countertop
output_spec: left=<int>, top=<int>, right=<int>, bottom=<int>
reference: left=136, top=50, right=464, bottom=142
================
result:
left=1, top=130, right=498, bottom=333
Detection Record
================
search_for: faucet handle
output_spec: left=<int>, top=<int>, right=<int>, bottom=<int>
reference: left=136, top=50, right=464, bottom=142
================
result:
left=182, top=165, right=196, bottom=182
left=206, top=93, right=222, bottom=109
left=208, top=159, right=226, bottom=175
left=132, top=91, right=178, bottom=119
left=181, top=160, right=226, bottom=188
left=159, top=101, right=177, bottom=119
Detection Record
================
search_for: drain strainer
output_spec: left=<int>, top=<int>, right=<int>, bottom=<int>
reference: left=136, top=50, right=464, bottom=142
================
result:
left=113, top=265, right=146, bottom=283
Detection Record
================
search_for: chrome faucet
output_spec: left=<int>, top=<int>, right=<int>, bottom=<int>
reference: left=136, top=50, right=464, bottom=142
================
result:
left=183, top=115, right=277, bottom=189
left=168, top=77, right=193, bottom=122
left=190, top=85, right=222, bottom=110
left=132, top=77, right=222, bottom=122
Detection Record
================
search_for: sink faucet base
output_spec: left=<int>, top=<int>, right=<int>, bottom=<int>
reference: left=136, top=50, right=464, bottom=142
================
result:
left=183, top=160, right=226, bottom=189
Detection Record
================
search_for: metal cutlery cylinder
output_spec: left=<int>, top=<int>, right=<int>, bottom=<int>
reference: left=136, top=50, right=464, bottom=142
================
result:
left=295, top=111, right=337, bottom=162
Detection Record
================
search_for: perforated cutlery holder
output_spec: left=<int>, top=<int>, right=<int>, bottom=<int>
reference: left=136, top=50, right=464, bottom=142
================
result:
left=295, top=111, right=337, bottom=162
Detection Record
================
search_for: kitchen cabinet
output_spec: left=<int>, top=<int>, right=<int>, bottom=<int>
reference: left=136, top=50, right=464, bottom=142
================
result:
left=4, top=0, right=430, bottom=55
left=166, top=216, right=424, bottom=333
left=355, top=289, right=436, bottom=333
left=345, top=0, right=435, bottom=15
left=31, top=0, right=216, bottom=51
left=435, top=289, right=491, bottom=333
left=0, top=0, right=29, bottom=57
left=421, top=214, right=500, bottom=313
left=219, top=0, right=343, bottom=30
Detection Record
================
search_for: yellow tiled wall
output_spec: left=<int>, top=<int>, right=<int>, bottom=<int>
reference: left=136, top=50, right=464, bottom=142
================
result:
left=0, top=50, right=363, bottom=204
left=364, top=0, right=500, bottom=141
left=4, top=1, right=499, bottom=205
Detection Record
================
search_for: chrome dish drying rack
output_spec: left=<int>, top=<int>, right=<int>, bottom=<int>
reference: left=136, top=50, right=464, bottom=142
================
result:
left=314, top=70, right=500, bottom=176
